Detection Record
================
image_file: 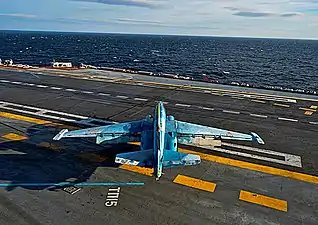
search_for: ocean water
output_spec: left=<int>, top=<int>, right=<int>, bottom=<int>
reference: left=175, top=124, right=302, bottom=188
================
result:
left=0, top=31, right=317, bottom=93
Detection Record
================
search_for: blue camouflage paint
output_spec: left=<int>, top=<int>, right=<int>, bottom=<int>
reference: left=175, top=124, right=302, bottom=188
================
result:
left=53, top=101, right=265, bottom=180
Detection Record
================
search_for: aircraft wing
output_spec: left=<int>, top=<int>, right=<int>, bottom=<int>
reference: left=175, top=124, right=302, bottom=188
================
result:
left=53, top=120, right=152, bottom=144
left=173, top=120, right=264, bottom=145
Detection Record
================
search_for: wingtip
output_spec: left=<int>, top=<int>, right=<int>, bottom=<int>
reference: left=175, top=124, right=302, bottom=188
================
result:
left=53, top=129, right=69, bottom=141
left=251, top=132, right=265, bottom=145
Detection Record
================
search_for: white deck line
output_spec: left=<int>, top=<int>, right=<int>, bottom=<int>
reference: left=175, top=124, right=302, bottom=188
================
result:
left=221, top=142, right=302, bottom=168
left=278, top=117, right=298, bottom=122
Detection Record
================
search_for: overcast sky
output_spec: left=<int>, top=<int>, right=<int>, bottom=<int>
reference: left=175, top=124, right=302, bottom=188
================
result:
left=0, top=0, right=317, bottom=39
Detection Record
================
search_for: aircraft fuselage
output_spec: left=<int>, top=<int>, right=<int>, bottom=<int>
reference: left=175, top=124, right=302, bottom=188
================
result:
left=153, top=102, right=166, bottom=180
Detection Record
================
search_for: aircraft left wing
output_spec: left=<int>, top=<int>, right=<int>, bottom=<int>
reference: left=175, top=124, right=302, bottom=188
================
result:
left=53, top=120, right=151, bottom=144
left=172, top=120, right=264, bottom=145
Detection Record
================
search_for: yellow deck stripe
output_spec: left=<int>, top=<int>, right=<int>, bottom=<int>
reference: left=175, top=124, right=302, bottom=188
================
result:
left=119, top=164, right=153, bottom=176
left=173, top=175, right=216, bottom=192
left=304, top=111, right=313, bottom=115
left=37, top=142, right=64, bottom=151
left=239, top=190, right=288, bottom=212
left=273, top=103, right=290, bottom=108
left=299, top=108, right=316, bottom=112
left=0, top=111, right=77, bottom=129
left=2, top=112, right=318, bottom=184
left=0, top=112, right=55, bottom=125
left=2, top=133, right=27, bottom=141
left=251, top=100, right=266, bottom=103
left=231, top=97, right=244, bottom=100
left=179, top=148, right=318, bottom=185
left=211, top=93, right=224, bottom=96
left=75, top=152, right=108, bottom=163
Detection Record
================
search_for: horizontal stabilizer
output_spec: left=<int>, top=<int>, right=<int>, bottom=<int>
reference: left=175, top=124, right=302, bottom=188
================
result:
left=163, top=150, right=201, bottom=168
left=115, top=149, right=153, bottom=166
left=251, top=132, right=265, bottom=144
left=53, top=129, right=69, bottom=140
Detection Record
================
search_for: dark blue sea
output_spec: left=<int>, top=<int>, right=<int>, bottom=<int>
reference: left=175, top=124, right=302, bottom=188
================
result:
left=0, top=30, right=317, bottom=93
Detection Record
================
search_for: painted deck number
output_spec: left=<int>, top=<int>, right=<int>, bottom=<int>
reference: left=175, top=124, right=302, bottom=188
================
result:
left=105, top=187, right=121, bottom=207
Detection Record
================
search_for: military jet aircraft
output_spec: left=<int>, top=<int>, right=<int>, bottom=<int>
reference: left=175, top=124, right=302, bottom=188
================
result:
left=53, top=101, right=264, bottom=180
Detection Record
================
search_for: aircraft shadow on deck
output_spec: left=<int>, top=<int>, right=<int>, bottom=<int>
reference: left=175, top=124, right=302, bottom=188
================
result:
left=0, top=123, right=140, bottom=192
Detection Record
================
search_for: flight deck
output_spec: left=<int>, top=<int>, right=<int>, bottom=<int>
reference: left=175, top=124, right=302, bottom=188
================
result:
left=0, top=69, right=317, bottom=225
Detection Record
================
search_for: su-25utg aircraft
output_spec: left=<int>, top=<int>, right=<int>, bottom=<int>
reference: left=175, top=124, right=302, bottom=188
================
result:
left=53, top=101, right=265, bottom=180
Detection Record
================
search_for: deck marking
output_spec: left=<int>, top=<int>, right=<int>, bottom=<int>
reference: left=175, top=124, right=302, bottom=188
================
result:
left=36, top=85, right=48, bottom=88
left=119, top=164, right=153, bottom=176
left=222, top=110, right=240, bottom=114
left=299, top=108, right=316, bottom=112
left=273, top=103, right=290, bottom=108
left=239, top=190, right=288, bottom=212
left=2, top=133, right=27, bottom=141
left=304, top=111, right=313, bottom=115
left=0, top=111, right=54, bottom=125
left=50, top=87, right=62, bottom=90
left=82, top=91, right=93, bottom=94
left=0, top=80, right=9, bottom=83
left=116, top=95, right=129, bottom=99
left=211, top=93, right=224, bottom=96
left=231, top=97, right=244, bottom=100
left=250, top=113, right=268, bottom=118
left=198, top=106, right=214, bottom=111
left=310, top=105, right=317, bottom=109
left=65, top=89, right=77, bottom=92
left=75, top=152, right=108, bottom=163
left=175, top=103, right=191, bottom=107
left=1, top=104, right=318, bottom=184
left=251, top=99, right=266, bottom=103
left=11, top=81, right=22, bottom=85
left=278, top=117, right=298, bottom=122
left=98, top=93, right=110, bottom=96
left=173, top=175, right=216, bottom=192
left=180, top=148, right=318, bottom=185
left=134, top=98, right=148, bottom=101
left=220, top=142, right=302, bottom=167
left=37, top=142, right=64, bottom=151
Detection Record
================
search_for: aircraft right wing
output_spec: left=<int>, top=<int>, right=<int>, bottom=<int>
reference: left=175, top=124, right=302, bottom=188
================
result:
left=171, top=120, right=264, bottom=145
left=53, top=120, right=152, bottom=144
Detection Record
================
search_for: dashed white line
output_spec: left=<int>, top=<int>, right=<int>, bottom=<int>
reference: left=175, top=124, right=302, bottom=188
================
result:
left=50, top=87, right=62, bottom=90
left=65, top=89, right=77, bottom=92
left=198, top=106, right=214, bottom=111
left=202, top=107, right=214, bottom=111
left=309, top=121, right=318, bottom=125
left=36, top=85, right=48, bottom=88
left=222, top=110, right=240, bottom=114
left=278, top=117, right=298, bottom=122
left=204, top=90, right=211, bottom=93
left=98, top=93, right=110, bottom=96
left=11, top=81, right=22, bottom=84
left=116, top=95, right=129, bottom=99
left=175, top=103, right=191, bottom=107
left=250, top=113, right=268, bottom=118
left=0, top=80, right=9, bottom=83
left=82, top=91, right=94, bottom=94
left=134, top=98, right=148, bottom=101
